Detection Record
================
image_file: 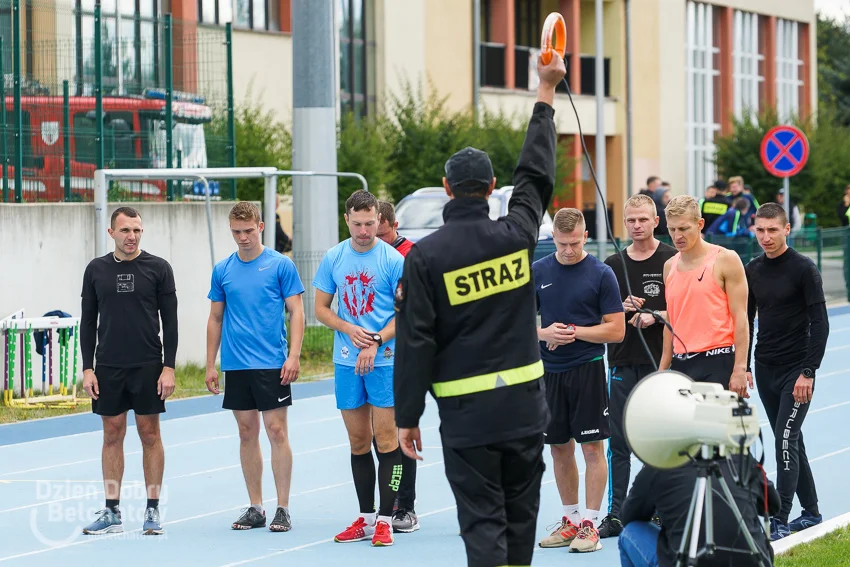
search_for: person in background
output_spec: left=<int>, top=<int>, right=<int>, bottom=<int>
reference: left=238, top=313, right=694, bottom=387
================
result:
left=726, top=177, right=758, bottom=222
left=275, top=194, right=293, bottom=254
left=706, top=198, right=752, bottom=238
left=699, top=185, right=730, bottom=234
left=775, top=190, right=802, bottom=233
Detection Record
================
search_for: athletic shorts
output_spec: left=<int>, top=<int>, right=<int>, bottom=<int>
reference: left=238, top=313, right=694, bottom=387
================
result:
left=671, top=345, right=735, bottom=389
left=542, top=358, right=610, bottom=445
left=334, top=364, right=394, bottom=411
left=92, top=364, right=165, bottom=417
left=223, top=369, right=293, bottom=412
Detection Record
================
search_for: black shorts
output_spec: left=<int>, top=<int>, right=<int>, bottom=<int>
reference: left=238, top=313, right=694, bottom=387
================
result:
left=542, top=358, right=610, bottom=445
left=671, top=345, right=735, bottom=389
left=223, top=369, right=293, bottom=412
left=92, top=364, right=165, bottom=417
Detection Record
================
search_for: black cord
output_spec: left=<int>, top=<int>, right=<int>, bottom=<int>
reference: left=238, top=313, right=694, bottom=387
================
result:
left=559, top=76, right=689, bottom=367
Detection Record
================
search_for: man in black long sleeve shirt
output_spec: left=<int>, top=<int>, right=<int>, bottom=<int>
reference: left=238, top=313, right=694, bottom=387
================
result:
left=393, top=54, right=565, bottom=566
left=619, top=456, right=779, bottom=567
left=80, top=206, right=178, bottom=537
left=745, top=203, right=829, bottom=541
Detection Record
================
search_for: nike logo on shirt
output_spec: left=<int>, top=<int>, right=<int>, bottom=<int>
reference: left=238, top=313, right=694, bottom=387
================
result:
left=541, top=283, right=553, bottom=289
left=278, top=395, right=290, bottom=402
left=697, top=267, right=706, bottom=282
left=259, top=266, right=271, bottom=271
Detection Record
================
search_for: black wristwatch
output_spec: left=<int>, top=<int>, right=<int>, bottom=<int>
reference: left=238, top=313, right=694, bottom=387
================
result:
left=802, top=368, right=815, bottom=379
left=371, top=333, right=383, bottom=347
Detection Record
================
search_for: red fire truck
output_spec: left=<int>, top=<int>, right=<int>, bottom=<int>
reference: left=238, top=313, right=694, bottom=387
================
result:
left=3, top=88, right=214, bottom=201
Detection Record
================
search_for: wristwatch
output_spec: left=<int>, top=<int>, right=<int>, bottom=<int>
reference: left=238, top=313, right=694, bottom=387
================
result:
left=371, top=333, right=384, bottom=347
left=802, top=368, right=815, bottom=379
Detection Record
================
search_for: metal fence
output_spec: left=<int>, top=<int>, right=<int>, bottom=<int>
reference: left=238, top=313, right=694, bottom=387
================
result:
left=535, top=226, right=850, bottom=301
left=0, top=0, right=235, bottom=204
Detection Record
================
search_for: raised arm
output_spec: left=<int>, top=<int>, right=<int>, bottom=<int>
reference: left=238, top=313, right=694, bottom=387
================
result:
left=505, top=53, right=565, bottom=246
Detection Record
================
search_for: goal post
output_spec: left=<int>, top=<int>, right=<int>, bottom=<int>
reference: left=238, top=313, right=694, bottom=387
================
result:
left=94, top=167, right=369, bottom=269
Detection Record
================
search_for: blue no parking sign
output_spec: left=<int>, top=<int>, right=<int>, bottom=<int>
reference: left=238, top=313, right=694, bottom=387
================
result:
left=760, top=125, right=809, bottom=178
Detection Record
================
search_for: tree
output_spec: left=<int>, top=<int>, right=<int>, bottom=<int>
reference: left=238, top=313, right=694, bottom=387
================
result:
left=336, top=111, right=396, bottom=238
left=818, top=14, right=850, bottom=127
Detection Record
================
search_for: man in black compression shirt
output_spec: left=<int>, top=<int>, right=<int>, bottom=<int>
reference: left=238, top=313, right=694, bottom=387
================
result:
left=80, top=206, right=179, bottom=536
left=746, top=203, right=829, bottom=541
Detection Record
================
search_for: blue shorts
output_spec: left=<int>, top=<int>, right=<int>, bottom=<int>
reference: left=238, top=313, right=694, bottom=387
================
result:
left=334, top=364, right=394, bottom=410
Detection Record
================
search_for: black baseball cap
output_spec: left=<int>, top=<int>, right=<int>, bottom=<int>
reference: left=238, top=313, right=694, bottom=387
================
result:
left=444, top=147, right=494, bottom=194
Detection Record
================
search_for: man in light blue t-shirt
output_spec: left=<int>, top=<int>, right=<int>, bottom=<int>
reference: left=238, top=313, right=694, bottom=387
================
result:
left=313, top=190, right=404, bottom=547
left=205, top=201, right=305, bottom=534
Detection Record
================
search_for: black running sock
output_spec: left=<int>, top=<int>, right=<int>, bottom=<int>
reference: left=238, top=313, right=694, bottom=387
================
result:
left=351, top=451, right=377, bottom=515
left=105, top=499, right=120, bottom=514
left=377, top=448, right=403, bottom=517
left=147, top=499, right=159, bottom=510
left=807, top=504, right=820, bottom=517
left=398, top=452, right=418, bottom=511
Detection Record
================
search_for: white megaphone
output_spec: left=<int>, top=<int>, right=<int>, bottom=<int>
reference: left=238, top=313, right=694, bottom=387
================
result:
left=623, top=370, right=760, bottom=469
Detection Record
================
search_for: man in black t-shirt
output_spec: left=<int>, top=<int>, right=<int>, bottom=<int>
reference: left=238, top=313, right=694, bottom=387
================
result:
left=601, top=194, right=677, bottom=539
left=80, top=206, right=178, bottom=537
left=746, top=203, right=829, bottom=542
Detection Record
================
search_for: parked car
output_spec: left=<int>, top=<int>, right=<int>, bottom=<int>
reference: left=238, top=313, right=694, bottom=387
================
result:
left=394, top=186, right=554, bottom=243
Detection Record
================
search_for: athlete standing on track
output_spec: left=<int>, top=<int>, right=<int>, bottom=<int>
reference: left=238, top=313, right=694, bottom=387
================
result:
left=535, top=208, right=625, bottom=554
left=659, top=196, right=750, bottom=397
left=600, top=194, right=676, bottom=539
left=80, top=206, right=178, bottom=536
left=205, top=201, right=305, bottom=533
left=313, top=190, right=405, bottom=548
left=746, top=203, right=829, bottom=541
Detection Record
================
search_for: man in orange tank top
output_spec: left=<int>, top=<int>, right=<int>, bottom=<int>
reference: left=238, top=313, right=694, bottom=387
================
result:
left=658, top=195, right=751, bottom=398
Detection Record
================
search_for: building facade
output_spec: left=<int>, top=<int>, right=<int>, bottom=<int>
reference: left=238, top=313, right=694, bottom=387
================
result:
left=3, top=0, right=815, bottom=232
left=202, top=0, right=815, bottom=235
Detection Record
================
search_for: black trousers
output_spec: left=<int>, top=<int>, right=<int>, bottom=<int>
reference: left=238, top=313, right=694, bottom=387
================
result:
left=443, top=433, right=545, bottom=567
left=755, top=360, right=819, bottom=522
left=607, top=364, right=655, bottom=517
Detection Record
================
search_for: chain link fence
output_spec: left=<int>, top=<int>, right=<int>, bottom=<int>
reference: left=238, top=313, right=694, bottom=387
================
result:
left=0, top=0, right=235, bottom=204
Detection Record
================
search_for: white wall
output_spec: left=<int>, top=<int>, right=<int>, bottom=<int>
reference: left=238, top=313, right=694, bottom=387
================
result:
left=231, top=30, right=294, bottom=124
left=0, top=202, right=263, bottom=368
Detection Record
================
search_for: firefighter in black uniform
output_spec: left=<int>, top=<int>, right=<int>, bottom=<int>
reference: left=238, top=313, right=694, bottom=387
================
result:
left=392, top=53, right=566, bottom=567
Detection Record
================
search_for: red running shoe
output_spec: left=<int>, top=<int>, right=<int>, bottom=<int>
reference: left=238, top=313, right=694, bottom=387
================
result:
left=371, top=520, right=394, bottom=547
left=334, top=517, right=375, bottom=543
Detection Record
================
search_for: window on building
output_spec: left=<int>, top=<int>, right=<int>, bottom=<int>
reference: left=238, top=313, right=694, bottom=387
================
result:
left=776, top=18, right=803, bottom=122
left=339, top=0, right=376, bottom=118
left=686, top=1, right=720, bottom=198
left=514, top=0, right=540, bottom=48
left=198, top=0, right=280, bottom=32
left=732, top=10, right=763, bottom=121
left=74, top=0, right=160, bottom=97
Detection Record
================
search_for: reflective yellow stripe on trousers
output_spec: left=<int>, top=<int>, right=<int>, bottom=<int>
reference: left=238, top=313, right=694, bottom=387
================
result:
left=432, top=360, right=543, bottom=398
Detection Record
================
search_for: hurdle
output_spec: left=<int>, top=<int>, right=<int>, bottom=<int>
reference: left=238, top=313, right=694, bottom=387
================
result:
left=1, top=309, right=86, bottom=408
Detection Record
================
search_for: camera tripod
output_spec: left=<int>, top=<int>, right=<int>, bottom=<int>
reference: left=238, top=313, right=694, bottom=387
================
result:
left=675, top=447, right=770, bottom=567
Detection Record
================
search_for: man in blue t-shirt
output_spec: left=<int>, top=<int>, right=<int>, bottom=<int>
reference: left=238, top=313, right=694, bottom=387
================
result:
left=313, top=190, right=405, bottom=547
left=205, top=201, right=305, bottom=533
left=534, top=208, right=625, bottom=553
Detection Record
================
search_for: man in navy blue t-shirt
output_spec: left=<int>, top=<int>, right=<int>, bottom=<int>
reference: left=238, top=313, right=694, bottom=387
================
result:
left=534, top=208, right=625, bottom=553
left=206, top=201, right=306, bottom=533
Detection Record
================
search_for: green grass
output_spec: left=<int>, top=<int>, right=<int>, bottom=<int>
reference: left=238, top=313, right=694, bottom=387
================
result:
left=775, top=524, right=850, bottom=567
